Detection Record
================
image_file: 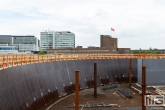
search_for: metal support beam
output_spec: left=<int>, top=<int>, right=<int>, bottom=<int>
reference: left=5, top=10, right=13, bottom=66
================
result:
left=94, top=63, right=97, bottom=98
left=129, top=59, right=132, bottom=87
left=75, top=70, right=79, bottom=110
left=142, top=66, right=146, bottom=110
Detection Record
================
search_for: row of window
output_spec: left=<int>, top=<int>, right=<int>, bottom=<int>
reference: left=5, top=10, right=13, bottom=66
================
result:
left=54, top=42, right=74, bottom=44
left=42, top=45, right=53, bottom=46
left=42, top=42, right=74, bottom=43
left=55, top=34, right=74, bottom=36
left=54, top=45, right=74, bottom=47
left=55, top=39, right=74, bottom=40
left=41, top=34, right=74, bottom=36
left=41, top=45, right=74, bottom=47
left=55, top=41, right=74, bottom=43
left=0, top=48, right=13, bottom=50
left=41, top=43, right=53, bottom=45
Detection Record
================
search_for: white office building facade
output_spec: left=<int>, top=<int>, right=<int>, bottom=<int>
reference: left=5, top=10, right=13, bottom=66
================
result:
left=40, top=31, right=75, bottom=51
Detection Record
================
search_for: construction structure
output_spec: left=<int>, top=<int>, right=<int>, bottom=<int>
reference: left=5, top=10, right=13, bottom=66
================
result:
left=0, top=54, right=165, bottom=109
left=94, top=63, right=97, bottom=98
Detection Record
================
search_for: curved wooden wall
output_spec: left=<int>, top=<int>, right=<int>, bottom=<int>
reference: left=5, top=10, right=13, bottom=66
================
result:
left=0, top=59, right=138, bottom=110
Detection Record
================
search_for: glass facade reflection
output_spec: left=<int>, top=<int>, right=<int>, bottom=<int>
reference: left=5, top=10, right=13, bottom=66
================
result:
left=0, top=35, right=40, bottom=52
left=0, top=47, right=12, bottom=50
left=40, top=31, right=75, bottom=51
left=0, top=36, right=12, bottom=44
left=13, top=36, right=37, bottom=44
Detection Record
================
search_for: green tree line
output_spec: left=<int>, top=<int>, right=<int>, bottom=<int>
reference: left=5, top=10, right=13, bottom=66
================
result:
left=133, top=48, right=160, bottom=54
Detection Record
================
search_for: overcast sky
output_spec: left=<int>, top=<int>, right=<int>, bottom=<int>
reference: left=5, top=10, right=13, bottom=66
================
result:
left=0, top=0, right=165, bottom=49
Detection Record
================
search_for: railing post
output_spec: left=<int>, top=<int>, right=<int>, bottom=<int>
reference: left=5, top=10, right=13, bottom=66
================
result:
left=16, top=54, right=18, bottom=66
left=33, top=54, right=34, bottom=63
left=12, top=54, right=14, bottom=67
left=3, top=55, right=4, bottom=69
left=94, top=63, right=97, bottom=98
left=38, top=55, right=39, bottom=63
left=7, top=55, right=8, bottom=67
left=142, top=66, right=146, bottom=110
left=129, top=59, right=132, bottom=87
left=21, top=54, right=23, bottom=65
left=75, top=70, right=79, bottom=110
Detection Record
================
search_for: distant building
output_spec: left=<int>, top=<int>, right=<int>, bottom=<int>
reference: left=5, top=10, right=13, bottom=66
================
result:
left=18, top=44, right=39, bottom=52
left=117, top=48, right=131, bottom=54
left=158, top=49, right=165, bottom=53
left=76, top=46, right=83, bottom=48
left=0, top=35, right=39, bottom=53
left=100, top=35, right=117, bottom=48
left=47, top=47, right=131, bottom=54
left=40, top=30, right=75, bottom=51
left=0, top=44, right=18, bottom=53
left=47, top=34, right=131, bottom=54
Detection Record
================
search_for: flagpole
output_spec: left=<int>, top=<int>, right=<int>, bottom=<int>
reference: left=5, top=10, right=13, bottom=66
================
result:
left=111, top=28, right=114, bottom=37
left=111, top=30, right=113, bottom=37
left=111, top=28, right=112, bottom=37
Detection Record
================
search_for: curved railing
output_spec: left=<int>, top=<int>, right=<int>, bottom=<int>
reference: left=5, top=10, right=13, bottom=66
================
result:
left=0, top=54, right=165, bottom=69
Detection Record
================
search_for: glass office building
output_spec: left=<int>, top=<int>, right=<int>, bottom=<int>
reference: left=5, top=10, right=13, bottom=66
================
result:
left=13, top=36, right=37, bottom=44
left=40, top=30, right=75, bottom=51
left=0, top=35, right=40, bottom=52
left=0, top=44, right=18, bottom=53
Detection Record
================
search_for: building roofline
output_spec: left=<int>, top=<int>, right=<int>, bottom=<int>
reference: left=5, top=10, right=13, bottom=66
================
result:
left=0, top=35, right=36, bottom=37
left=40, top=31, right=74, bottom=34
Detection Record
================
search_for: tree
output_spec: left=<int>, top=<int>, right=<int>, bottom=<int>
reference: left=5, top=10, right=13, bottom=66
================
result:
left=38, top=51, right=45, bottom=55
left=133, top=50, right=139, bottom=54
left=132, top=49, right=160, bottom=54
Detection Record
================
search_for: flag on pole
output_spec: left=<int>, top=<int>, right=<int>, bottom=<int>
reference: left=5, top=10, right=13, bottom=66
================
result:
left=111, top=28, right=115, bottom=31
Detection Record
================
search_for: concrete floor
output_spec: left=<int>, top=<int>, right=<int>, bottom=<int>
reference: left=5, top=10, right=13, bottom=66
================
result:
left=46, top=83, right=147, bottom=110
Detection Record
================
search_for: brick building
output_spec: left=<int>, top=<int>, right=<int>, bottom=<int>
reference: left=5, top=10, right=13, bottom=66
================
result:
left=100, top=35, right=117, bottom=48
